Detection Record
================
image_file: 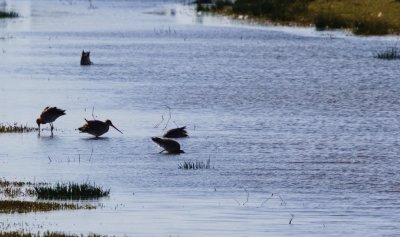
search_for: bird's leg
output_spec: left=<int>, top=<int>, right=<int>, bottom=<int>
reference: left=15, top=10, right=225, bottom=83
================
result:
left=159, top=150, right=165, bottom=154
left=50, top=123, right=54, bottom=136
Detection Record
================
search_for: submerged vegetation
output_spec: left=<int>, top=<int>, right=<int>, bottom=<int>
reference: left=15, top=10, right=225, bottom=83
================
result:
left=179, top=159, right=211, bottom=170
left=198, top=0, right=400, bottom=35
left=374, top=47, right=400, bottom=60
left=0, top=200, right=95, bottom=214
left=35, top=182, right=110, bottom=200
left=0, top=11, right=18, bottom=18
left=0, top=123, right=38, bottom=133
left=0, top=231, right=106, bottom=237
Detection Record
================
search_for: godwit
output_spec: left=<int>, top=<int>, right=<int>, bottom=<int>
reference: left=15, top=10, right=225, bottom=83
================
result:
left=151, top=137, right=184, bottom=154
left=80, top=50, right=92, bottom=65
left=78, top=119, right=123, bottom=137
left=36, top=106, right=66, bottom=136
left=163, top=126, right=188, bottom=138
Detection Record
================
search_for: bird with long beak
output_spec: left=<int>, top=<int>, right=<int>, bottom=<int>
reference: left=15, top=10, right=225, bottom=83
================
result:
left=36, top=106, right=66, bottom=136
left=78, top=119, right=123, bottom=138
left=151, top=137, right=184, bottom=154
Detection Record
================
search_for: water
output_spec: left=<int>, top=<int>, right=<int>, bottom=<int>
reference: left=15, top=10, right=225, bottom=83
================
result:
left=1, top=0, right=400, bottom=236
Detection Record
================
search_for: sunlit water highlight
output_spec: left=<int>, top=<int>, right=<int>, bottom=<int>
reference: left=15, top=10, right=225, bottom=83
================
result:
left=0, top=0, right=400, bottom=236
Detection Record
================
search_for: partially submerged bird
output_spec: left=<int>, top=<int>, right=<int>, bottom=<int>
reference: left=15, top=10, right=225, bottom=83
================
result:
left=151, top=137, right=184, bottom=154
left=36, top=106, right=66, bottom=136
left=78, top=119, right=123, bottom=137
left=80, top=50, right=92, bottom=65
left=163, top=126, right=188, bottom=138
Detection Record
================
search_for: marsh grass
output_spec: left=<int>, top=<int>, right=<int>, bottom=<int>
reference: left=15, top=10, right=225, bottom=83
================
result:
left=0, top=231, right=106, bottom=237
left=0, top=200, right=95, bottom=214
left=374, top=47, right=400, bottom=60
left=0, top=179, right=45, bottom=198
left=35, top=182, right=110, bottom=200
left=0, top=11, right=18, bottom=18
left=0, top=123, right=38, bottom=133
left=0, top=180, right=98, bottom=213
left=179, top=159, right=211, bottom=170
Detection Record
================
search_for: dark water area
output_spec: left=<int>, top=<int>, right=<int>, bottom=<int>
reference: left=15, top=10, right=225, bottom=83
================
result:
left=0, top=0, right=399, bottom=236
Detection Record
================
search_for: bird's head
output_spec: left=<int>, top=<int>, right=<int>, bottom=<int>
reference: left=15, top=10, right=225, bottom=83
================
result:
left=106, top=120, right=123, bottom=134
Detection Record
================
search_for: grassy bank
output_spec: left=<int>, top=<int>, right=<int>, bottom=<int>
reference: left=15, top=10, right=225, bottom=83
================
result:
left=199, top=0, right=400, bottom=35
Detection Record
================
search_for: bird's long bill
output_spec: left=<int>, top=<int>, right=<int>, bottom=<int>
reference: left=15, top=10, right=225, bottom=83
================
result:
left=111, top=124, right=123, bottom=134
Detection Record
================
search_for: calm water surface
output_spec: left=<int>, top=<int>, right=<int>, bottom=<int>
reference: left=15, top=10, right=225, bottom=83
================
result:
left=0, top=0, right=400, bottom=236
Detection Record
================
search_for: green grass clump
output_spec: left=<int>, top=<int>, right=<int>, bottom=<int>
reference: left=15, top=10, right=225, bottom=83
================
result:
left=314, top=12, right=351, bottom=30
left=314, top=13, right=392, bottom=35
left=353, top=19, right=392, bottom=35
left=232, top=0, right=311, bottom=21
left=0, top=231, right=106, bottom=237
left=179, top=159, right=211, bottom=170
left=0, top=123, right=38, bottom=133
left=35, top=182, right=110, bottom=200
left=0, top=200, right=95, bottom=214
left=374, top=47, right=400, bottom=60
left=0, top=11, right=18, bottom=18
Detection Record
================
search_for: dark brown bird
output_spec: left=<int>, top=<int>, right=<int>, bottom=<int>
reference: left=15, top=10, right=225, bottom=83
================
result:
left=80, top=50, right=92, bottom=65
left=163, top=126, right=188, bottom=138
left=36, top=106, right=66, bottom=136
left=151, top=137, right=184, bottom=154
left=78, top=119, right=123, bottom=137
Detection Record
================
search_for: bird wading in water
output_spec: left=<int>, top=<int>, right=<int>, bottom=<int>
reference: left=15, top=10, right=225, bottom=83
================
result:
left=151, top=137, right=184, bottom=154
left=36, top=106, right=66, bottom=136
left=78, top=119, right=123, bottom=138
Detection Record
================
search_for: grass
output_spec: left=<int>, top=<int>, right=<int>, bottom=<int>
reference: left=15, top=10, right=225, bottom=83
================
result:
left=0, top=179, right=105, bottom=213
left=0, top=231, right=106, bottom=237
left=0, top=200, right=95, bottom=214
left=34, top=182, right=110, bottom=200
left=0, top=123, right=38, bottom=133
left=309, top=0, right=400, bottom=35
left=179, top=159, right=211, bottom=170
left=0, top=179, right=38, bottom=198
left=374, top=47, right=400, bottom=60
left=200, top=0, right=400, bottom=35
left=0, top=11, right=18, bottom=18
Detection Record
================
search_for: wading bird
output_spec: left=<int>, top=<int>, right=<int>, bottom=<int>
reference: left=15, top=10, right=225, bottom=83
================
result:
left=163, top=126, right=188, bottom=138
left=36, top=106, right=66, bottom=136
left=151, top=137, right=184, bottom=154
left=78, top=119, right=123, bottom=137
left=80, top=50, right=92, bottom=65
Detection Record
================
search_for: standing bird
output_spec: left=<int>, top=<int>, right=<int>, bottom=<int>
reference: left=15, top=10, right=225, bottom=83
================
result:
left=163, top=126, right=188, bottom=138
left=151, top=137, right=184, bottom=154
left=78, top=119, right=123, bottom=138
left=80, top=50, right=92, bottom=65
left=36, top=106, right=66, bottom=136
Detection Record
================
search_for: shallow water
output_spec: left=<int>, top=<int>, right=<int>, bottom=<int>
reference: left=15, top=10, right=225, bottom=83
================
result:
left=1, top=0, right=400, bottom=236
